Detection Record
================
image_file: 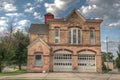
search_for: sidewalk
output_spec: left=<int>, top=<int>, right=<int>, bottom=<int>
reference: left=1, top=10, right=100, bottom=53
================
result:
left=0, top=72, right=120, bottom=80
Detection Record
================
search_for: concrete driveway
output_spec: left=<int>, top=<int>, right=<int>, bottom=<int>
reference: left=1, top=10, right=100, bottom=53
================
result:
left=0, top=73, right=120, bottom=80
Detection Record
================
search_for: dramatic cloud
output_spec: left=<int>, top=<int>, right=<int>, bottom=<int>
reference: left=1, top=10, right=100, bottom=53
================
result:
left=0, top=27, right=5, bottom=37
left=108, top=20, right=120, bottom=28
left=24, top=7, right=34, bottom=13
left=36, top=0, right=44, bottom=3
left=80, top=5, right=97, bottom=15
left=80, top=0, right=120, bottom=20
left=44, top=0, right=80, bottom=15
left=0, top=2, right=17, bottom=12
left=79, top=0, right=120, bottom=28
left=5, top=13, right=23, bottom=17
left=18, top=20, right=30, bottom=26
left=33, top=12, right=43, bottom=20
left=0, top=17, right=8, bottom=27
left=0, top=20, right=6, bottom=26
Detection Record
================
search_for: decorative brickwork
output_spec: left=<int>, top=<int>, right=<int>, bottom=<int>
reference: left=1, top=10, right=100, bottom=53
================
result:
left=27, top=9, right=103, bottom=72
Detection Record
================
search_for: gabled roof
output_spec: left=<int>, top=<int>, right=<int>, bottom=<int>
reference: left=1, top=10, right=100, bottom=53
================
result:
left=27, top=37, right=50, bottom=49
left=66, top=9, right=86, bottom=21
left=66, top=9, right=103, bottom=23
left=48, top=9, right=103, bottom=23
left=29, top=24, right=49, bottom=34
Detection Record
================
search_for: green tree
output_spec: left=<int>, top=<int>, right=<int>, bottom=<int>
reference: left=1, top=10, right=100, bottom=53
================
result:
left=0, top=37, right=14, bottom=72
left=116, top=44, right=120, bottom=70
left=102, top=52, right=114, bottom=71
left=12, top=30, right=29, bottom=70
left=102, top=52, right=114, bottom=62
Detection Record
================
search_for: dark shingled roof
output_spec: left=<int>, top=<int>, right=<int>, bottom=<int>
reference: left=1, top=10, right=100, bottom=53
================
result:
left=29, top=24, right=49, bottom=34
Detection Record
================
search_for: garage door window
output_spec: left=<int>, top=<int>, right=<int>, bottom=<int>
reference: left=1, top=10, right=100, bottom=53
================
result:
left=34, top=54, right=42, bottom=66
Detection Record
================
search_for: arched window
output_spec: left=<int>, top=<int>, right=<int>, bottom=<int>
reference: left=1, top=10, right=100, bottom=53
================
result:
left=68, top=28, right=82, bottom=44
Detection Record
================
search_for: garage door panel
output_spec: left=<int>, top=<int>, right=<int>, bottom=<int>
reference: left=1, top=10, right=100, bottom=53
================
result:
left=53, top=51, right=72, bottom=72
left=78, top=51, right=96, bottom=72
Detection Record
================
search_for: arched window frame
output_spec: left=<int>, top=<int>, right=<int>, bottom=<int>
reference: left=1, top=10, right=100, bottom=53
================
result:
left=68, top=27, right=82, bottom=44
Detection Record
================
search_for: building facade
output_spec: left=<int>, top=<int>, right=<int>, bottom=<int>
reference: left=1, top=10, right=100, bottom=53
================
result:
left=27, top=9, right=103, bottom=72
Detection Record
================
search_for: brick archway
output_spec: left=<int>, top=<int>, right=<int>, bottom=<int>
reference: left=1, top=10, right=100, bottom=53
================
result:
left=77, top=49, right=97, bottom=54
left=53, top=49, right=73, bottom=53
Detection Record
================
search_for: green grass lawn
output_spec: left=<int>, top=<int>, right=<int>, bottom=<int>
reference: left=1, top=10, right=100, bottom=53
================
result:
left=0, top=69, right=26, bottom=76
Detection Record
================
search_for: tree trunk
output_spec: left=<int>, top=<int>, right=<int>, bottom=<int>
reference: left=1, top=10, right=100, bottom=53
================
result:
left=0, top=67, right=2, bottom=73
left=0, top=63, right=2, bottom=73
left=18, top=64, right=22, bottom=70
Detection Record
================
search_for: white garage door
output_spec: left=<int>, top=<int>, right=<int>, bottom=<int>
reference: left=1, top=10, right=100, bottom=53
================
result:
left=78, top=51, right=96, bottom=72
left=53, top=50, right=72, bottom=72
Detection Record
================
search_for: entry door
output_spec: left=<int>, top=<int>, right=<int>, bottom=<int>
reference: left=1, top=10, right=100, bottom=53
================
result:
left=78, top=51, right=96, bottom=72
left=53, top=50, right=72, bottom=72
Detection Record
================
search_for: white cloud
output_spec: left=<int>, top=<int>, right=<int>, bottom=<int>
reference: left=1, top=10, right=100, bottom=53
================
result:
left=2, top=2, right=17, bottom=12
left=33, top=12, right=43, bottom=20
left=80, top=0, right=120, bottom=20
left=44, top=0, right=80, bottom=15
left=18, top=20, right=30, bottom=26
left=0, top=17, right=8, bottom=20
left=5, top=13, right=23, bottom=17
left=26, top=3, right=32, bottom=7
left=79, top=0, right=120, bottom=28
left=0, top=20, right=6, bottom=26
left=80, top=5, right=97, bottom=14
left=37, top=0, right=43, bottom=3
left=0, top=27, right=5, bottom=37
left=24, top=7, right=34, bottom=13
left=0, top=17, right=8, bottom=27
left=108, top=20, right=120, bottom=27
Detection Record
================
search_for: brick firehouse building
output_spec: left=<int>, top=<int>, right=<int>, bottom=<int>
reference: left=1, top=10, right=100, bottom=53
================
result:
left=27, top=9, right=103, bottom=72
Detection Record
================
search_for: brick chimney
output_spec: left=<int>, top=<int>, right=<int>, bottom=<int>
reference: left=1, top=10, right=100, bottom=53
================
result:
left=44, top=13, right=54, bottom=24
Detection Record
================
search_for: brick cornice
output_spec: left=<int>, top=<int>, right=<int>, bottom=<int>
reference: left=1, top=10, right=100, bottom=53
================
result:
left=48, top=43, right=101, bottom=47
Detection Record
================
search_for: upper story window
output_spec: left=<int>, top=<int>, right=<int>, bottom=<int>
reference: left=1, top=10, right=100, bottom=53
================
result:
left=54, top=28, right=60, bottom=44
left=39, top=35, right=44, bottom=40
left=90, top=29, right=95, bottom=45
left=68, top=28, right=82, bottom=44
left=34, top=54, right=42, bottom=66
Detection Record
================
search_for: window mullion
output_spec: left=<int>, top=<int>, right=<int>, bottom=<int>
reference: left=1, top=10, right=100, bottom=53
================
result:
left=76, top=29, right=78, bottom=44
left=71, top=29, right=73, bottom=44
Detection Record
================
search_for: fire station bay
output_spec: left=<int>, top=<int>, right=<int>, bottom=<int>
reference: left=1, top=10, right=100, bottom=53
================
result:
left=27, top=9, right=103, bottom=72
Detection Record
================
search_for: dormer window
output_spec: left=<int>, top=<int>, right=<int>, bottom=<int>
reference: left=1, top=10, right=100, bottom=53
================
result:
left=68, top=28, right=82, bottom=44
left=38, top=34, right=44, bottom=40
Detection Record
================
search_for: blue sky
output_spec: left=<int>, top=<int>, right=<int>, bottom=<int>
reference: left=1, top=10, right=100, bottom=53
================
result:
left=0, top=0, right=120, bottom=42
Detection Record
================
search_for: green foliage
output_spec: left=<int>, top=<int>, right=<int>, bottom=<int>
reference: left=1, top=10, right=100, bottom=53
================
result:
left=12, top=31, right=29, bottom=70
left=102, top=52, right=114, bottom=62
left=0, top=37, right=15, bottom=72
left=102, top=62, right=107, bottom=70
left=102, top=52, right=114, bottom=72
left=0, top=30, right=29, bottom=72
left=116, top=44, right=120, bottom=69
left=0, top=69, right=26, bottom=76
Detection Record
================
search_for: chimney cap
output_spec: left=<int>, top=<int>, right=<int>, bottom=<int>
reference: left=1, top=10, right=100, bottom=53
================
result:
left=44, top=13, right=54, bottom=16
